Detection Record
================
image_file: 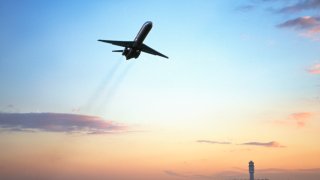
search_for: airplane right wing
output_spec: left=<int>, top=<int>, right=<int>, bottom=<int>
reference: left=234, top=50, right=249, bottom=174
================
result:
left=141, top=44, right=169, bottom=59
left=98, top=40, right=134, bottom=48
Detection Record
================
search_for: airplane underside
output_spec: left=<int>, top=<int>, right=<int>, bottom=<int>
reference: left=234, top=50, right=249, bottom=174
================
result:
left=113, top=47, right=141, bottom=60
left=98, top=21, right=168, bottom=60
left=123, top=47, right=141, bottom=60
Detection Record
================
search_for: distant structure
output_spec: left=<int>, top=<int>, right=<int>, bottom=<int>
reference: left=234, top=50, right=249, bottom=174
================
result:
left=249, top=161, right=254, bottom=180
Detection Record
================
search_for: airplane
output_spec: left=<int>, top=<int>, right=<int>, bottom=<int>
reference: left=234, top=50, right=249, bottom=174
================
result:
left=98, top=21, right=169, bottom=60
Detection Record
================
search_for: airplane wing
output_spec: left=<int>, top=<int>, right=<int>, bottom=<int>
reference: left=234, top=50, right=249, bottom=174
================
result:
left=98, top=40, right=134, bottom=48
left=141, top=44, right=169, bottom=59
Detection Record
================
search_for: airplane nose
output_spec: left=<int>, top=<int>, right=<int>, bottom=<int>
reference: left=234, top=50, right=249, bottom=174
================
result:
left=145, top=21, right=153, bottom=27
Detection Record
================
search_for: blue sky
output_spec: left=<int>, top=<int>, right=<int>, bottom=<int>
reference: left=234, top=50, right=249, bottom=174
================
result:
left=0, top=1, right=320, bottom=179
left=1, top=0, right=318, bottom=114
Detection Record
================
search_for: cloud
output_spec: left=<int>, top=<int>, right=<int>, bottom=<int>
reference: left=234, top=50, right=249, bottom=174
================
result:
left=239, top=1, right=320, bottom=40
left=235, top=5, right=255, bottom=12
left=273, top=111, right=315, bottom=128
left=163, top=170, right=187, bottom=178
left=273, top=1, right=320, bottom=40
left=197, top=140, right=286, bottom=148
left=240, top=141, right=285, bottom=147
left=307, top=63, right=320, bottom=74
left=290, top=112, right=313, bottom=127
left=0, top=112, right=126, bottom=134
left=277, top=0, right=320, bottom=13
left=164, top=170, right=215, bottom=179
left=291, top=112, right=313, bottom=120
left=0, top=104, right=19, bottom=113
left=277, top=16, right=320, bottom=40
left=235, top=0, right=280, bottom=12
left=277, top=16, right=320, bottom=29
left=196, top=140, right=231, bottom=145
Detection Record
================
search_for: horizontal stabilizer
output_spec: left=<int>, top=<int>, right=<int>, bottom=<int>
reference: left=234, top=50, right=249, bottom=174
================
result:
left=112, top=50, right=123, bottom=52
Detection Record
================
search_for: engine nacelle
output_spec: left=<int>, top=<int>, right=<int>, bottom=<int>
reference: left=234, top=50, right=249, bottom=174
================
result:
left=134, top=50, right=141, bottom=58
left=122, top=48, right=129, bottom=56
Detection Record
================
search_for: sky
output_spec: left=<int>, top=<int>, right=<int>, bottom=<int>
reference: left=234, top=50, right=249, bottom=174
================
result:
left=0, top=0, right=320, bottom=179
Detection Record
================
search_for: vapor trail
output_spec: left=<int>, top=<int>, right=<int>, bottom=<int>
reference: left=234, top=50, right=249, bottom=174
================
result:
left=98, top=62, right=135, bottom=114
left=85, top=58, right=122, bottom=112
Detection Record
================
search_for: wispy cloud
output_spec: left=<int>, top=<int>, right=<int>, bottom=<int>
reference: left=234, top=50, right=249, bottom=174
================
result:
left=235, top=5, right=255, bottom=12
left=196, top=140, right=231, bottom=145
left=277, top=16, right=320, bottom=29
left=164, top=170, right=216, bottom=179
left=307, top=63, right=320, bottom=74
left=273, top=111, right=315, bottom=128
left=276, top=0, right=320, bottom=13
left=164, top=170, right=188, bottom=178
left=197, top=139, right=286, bottom=148
left=291, top=112, right=313, bottom=120
left=239, top=1, right=320, bottom=40
left=290, top=112, right=313, bottom=127
left=274, top=0, right=320, bottom=40
left=240, top=141, right=285, bottom=148
left=0, top=112, right=127, bottom=134
left=277, top=16, right=320, bottom=40
left=0, top=104, right=19, bottom=113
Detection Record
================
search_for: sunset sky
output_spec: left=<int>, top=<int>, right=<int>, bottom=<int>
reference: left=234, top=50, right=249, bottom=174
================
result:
left=0, top=0, right=320, bottom=179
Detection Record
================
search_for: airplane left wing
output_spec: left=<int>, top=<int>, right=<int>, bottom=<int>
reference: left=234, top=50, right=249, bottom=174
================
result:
left=98, top=40, right=134, bottom=48
left=141, top=44, right=169, bottom=59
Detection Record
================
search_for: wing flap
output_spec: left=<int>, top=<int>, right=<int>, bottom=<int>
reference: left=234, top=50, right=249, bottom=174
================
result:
left=141, top=44, right=169, bottom=59
left=98, top=40, right=134, bottom=48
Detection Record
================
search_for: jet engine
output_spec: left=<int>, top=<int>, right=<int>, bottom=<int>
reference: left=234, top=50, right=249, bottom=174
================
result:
left=134, top=50, right=141, bottom=58
left=122, top=47, right=129, bottom=56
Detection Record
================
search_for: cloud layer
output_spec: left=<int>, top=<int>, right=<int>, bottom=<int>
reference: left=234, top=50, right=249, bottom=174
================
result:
left=0, top=112, right=126, bottom=134
left=277, top=0, right=320, bottom=13
left=240, top=141, right=285, bottom=148
left=277, top=16, right=320, bottom=29
left=277, top=16, right=320, bottom=40
left=196, top=139, right=285, bottom=148
left=290, top=112, right=313, bottom=127
left=308, top=63, right=320, bottom=74
left=238, top=0, right=320, bottom=40
left=163, top=170, right=187, bottom=178
left=274, top=1, right=320, bottom=40
left=196, top=140, right=231, bottom=144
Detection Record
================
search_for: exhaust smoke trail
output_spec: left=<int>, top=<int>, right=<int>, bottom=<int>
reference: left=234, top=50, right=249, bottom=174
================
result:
left=98, top=62, right=135, bottom=114
left=84, top=57, right=122, bottom=112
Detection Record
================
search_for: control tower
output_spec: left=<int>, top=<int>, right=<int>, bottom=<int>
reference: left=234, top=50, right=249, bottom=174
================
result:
left=249, top=161, right=254, bottom=180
